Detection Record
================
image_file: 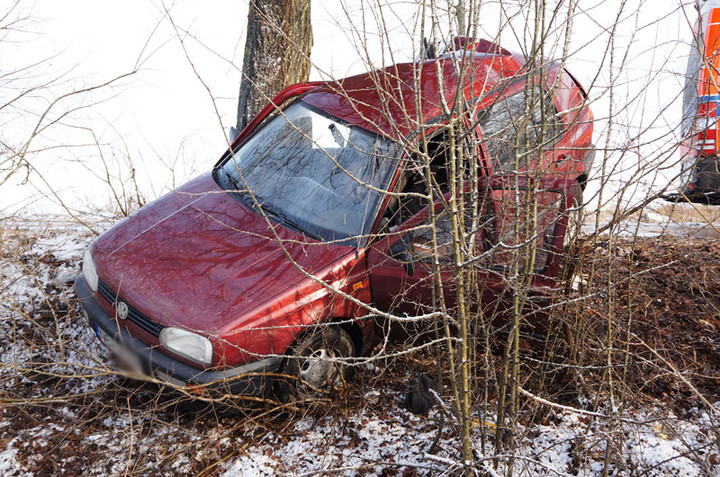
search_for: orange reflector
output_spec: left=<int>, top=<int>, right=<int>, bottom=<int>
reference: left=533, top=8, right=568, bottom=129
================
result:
left=186, top=385, right=206, bottom=396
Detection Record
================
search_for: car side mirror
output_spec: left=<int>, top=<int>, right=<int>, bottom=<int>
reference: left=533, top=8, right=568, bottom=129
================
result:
left=228, top=126, right=239, bottom=143
left=388, top=233, right=414, bottom=276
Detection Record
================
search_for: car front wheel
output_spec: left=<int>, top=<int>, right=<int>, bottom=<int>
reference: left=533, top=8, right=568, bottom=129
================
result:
left=279, top=326, right=355, bottom=399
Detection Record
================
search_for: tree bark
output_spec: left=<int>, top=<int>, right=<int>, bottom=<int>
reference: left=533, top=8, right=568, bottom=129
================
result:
left=455, top=1, right=466, bottom=35
left=236, top=0, right=312, bottom=131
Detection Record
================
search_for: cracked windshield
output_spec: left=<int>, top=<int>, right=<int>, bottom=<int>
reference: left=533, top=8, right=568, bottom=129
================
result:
left=220, top=101, right=397, bottom=245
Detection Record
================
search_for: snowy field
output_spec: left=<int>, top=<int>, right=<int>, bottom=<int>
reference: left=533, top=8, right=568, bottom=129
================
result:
left=1, top=216, right=718, bottom=476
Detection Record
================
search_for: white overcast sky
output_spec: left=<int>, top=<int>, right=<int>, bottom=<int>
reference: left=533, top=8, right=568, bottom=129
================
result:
left=0, top=0, right=692, bottom=215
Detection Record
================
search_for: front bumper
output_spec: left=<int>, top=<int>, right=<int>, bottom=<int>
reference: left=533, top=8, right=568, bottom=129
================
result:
left=74, top=275, right=281, bottom=398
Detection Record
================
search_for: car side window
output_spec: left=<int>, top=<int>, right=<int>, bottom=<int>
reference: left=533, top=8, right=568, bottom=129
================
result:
left=480, top=86, right=561, bottom=173
left=409, top=196, right=494, bottom=265
left=383, top=131, right=455, bottom=228
left=410, top=209, right=456, bottom=264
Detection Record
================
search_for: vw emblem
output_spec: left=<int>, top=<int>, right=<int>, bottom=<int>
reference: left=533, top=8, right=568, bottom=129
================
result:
left=116, top=301, right=129, bottom=320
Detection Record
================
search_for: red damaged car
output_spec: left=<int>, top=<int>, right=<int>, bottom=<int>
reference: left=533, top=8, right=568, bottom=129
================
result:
left=75, top=38, right=593, bottom=399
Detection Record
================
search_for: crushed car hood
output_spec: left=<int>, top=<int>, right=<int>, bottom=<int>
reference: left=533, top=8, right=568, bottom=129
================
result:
left=91, top=172, right=351, bottom=334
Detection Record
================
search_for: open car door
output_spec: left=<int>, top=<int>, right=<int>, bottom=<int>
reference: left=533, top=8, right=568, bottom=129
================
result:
left=366, top=177, right=576, bottom=328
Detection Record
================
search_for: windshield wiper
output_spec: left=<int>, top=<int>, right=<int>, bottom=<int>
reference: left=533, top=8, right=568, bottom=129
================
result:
left=259, top=202, right=323, bottom=241
left=222, top=167, right=246, bottom=193
left=222, top=169, right=258, bottom=209
left=221, top=165, right=323, bottom=242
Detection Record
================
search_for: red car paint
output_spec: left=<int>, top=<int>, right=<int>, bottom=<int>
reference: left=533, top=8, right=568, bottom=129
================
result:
left=76, top=38, right=593, bottom=386
left=90, top=172, right=371, bottom=369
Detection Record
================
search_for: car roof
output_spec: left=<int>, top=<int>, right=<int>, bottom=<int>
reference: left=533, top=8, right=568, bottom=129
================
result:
left=302, top=39, right=526, bottom=140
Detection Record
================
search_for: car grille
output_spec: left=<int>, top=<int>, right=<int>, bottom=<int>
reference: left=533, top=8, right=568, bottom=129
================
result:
left=97, top=280, right=164, bottom=337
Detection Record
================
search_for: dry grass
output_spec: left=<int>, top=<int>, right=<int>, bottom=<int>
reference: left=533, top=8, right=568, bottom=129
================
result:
left=649, top=202, right=720, bottom=223
left=588, top=200, right=720, bottom=226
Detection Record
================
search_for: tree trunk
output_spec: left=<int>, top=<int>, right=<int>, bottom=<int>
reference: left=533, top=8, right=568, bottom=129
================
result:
left=236, top=0, right=312, bottom=131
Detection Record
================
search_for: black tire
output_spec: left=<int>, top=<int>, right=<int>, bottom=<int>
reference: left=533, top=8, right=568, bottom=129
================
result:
left=278, top=326, right=355, bottom=400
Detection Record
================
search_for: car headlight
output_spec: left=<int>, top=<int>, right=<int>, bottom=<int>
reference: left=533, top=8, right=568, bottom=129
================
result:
left=82, top=248, right=99, bottom=293
left=159, top=327, right=213, bottom=366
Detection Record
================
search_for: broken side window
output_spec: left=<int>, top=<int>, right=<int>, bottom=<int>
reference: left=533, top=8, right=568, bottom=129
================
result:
left=479, top=86, right=561, bottom=174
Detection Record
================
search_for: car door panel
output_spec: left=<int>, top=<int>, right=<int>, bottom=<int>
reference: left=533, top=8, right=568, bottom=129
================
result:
left=366, top=177, right=575, bottom=329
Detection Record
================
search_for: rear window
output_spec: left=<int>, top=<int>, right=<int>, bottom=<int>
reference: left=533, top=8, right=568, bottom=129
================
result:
left=479, top=86, right=561, bottom=173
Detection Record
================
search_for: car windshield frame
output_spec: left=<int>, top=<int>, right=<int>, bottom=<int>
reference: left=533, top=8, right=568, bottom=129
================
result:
left=215, top=100, right=399, bottom=247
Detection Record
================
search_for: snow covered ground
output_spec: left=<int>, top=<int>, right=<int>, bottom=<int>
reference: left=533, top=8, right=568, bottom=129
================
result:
left=222, top=405, right=720, bottom=476
left=584, top=219, right=720, bottom=239
left=1, top=217, right=719, bottom=476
